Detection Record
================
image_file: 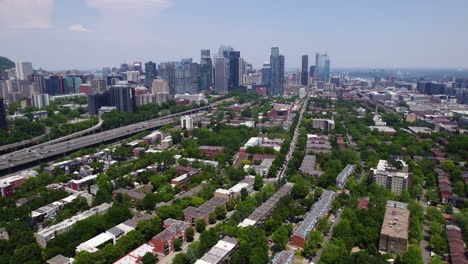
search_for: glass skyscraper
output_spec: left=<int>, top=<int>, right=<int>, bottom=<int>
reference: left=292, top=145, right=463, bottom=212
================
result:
left=270, top=47, right=285, bottom=96
left=301, top=55, right=308, bottom=86
left=145, top=61, right=157, bottom=88
left=315, top=53, right=330, bottom=81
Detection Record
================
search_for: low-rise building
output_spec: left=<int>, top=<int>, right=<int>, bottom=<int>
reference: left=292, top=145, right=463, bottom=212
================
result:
left=69, top=174, right=97, bottom=191
left=214, top=177, right=254, bottom=200
left=305, top=134, right=332, bottom=154
left=113, top=243, right=157, bottom=264
left=151, top=218, right=189, bottom=255
left=378, top=201, right=410, bottom=254
left=199, top=146, right=225, bottom=159
left=336, top=164, right=355, bottom=189
left=238, top=183, right=293, bottom=227
left=312, top=118, right=335, bottom=130
left=46, top=254, right=74, bottom=264
left=195, top=236, right=238, bottom=264
left=446, top=224, right=467, bottom=264
left=35, top=203, right=111, bottom=247
left=184, top=197, right=228, bottom=226
left=0, top=170, right=38, bottom=198
left=271, top=250, right=295, bottom=264
left=299, top=155, right=324, bottom=178
left=291, top=190, right=335, bottom=248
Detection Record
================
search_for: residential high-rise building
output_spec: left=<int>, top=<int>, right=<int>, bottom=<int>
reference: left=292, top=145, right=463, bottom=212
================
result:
left=152, top=78, right=170, bottom=104
left=31, top=94, right=50, bottom=108
left=158, top=62, right=176, bottom=96
left=214, top=57, right=228, bottom=94
left=180, top=116, right=194, bottom=130
left=199, top=49, right=213, bottom=91
left=371, top=160, right=412, bottom=195
left=228, top=51, right=240, bottom=90
left=109, top=85, right=137, bottom=112
left=0, top=98, right=7, bottom=130
left=315, top=53, right=330, bottom=81
left=261, top=62, right=271, bottom=86
left=145, top=61, right=157, bottom=88
left=301, top=55, right=309, bottom=86
left=33, top=74, right=46, bottom=93
left=270, top=47, right=285, bottom=96
left=15, top=62, right=33, bottom=80
left=126, top=71, right=140, bottom=83
left=90, top=79, right=107, bottom=93
left=45, top=76, right=64, bottom=95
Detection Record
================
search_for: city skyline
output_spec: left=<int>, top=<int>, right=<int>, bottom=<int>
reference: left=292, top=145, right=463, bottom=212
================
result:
left=1, top=0, right=468, bottom=70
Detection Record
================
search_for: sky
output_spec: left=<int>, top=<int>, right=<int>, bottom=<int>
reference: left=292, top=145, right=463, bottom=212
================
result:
left=1, top=0, right=468, bottom=70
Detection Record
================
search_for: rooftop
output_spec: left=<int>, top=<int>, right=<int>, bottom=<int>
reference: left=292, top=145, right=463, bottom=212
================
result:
left=380, top=206, right=410, bottom=240
left=271, top=250, right=295, bottom=264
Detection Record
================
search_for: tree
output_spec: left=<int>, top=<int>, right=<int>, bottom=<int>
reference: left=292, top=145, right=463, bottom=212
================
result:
left=254, top=174, right=264, bottom=191
left=172, top=253, right=191, bottom=264
left=196, top=219, right=206, bottom=233
left=272, top=227, right=289, bottom=250
left=248, top=247, right=269, bottom=264
left=402, top=244, right=424, bottom=264
left=292, top=182, right=309, bottom=199
left=9, top=244, right=42, bottom=264
left=186, top=227, right=195, bottom=242
left=445, top=203, right=454, bottom=215
left=141, top=252, right=157, bottom=264
left=317, top=217, right=331, bottom=234
left=240, top=188, right=249, bottom=200
left=302, top=231, right=323, bottom=258
left=173, top=238, right=182, bottom=251
left=209, top=213, right=216, bottom=224
left=215, top=205, right=227, bottom=220
left=429, top=257, right=445, bottom=264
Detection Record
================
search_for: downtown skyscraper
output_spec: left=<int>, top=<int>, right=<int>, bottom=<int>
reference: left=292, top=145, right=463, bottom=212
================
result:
left=315, top=53, right=330, bottom=81
left=199, top=49, right=213, bottom=91
left=145, top=61, right=157, bottom=88
left=214, top=56, right=228, bottom=94
left=301, top=55, right=309, bottom=86
left=228, top=51, right=241, bottom=90
left=270, top=47, right=285, bottom=96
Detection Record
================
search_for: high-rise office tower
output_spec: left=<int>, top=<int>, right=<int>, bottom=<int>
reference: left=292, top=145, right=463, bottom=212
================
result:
left=270, top=47, right=285, bottom=96
left=63, top=77, right=82, bottom=94
left=218, top=45, right=234, bottom=58
left=102, top=67, right=111, bottom=77
left=261, top=62, right=271, bottom=86
left=91, top=79, right=108, bottom=93
left=109, top=85, right=137, bottom=112
left=15, top=62, right=33, bottom=80
left=214, top=56, right=228, bottom=94
left=175, top=59, right=199, bottom=94
left=199, top=49, right=213, bottom=91
left=228, top=51, right=240, bottom=90
left=120, top=63, right=130, bottom=73
left=145, top=61, right=157, bottom=88
left=133, top=62, right=142, bottom=73
left=301, top=55, right=309, bottom=86
left=33, top=74, right=46, bottom=93
left=309, top=66, right=316, bottom=80
left=0, top=98, right=7, bottom=130
left=315, top=53, right=330, bottom=81
left=45, top=76, right=64, bottom=95
left=88, top=93, right=110, bottom=115
left=159, top=62, right=176, bottom=96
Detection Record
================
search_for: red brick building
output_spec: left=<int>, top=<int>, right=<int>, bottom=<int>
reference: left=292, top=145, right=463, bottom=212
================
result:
left=199, top=146, right=225, bottom=159
left=150, top=219, right=189, bottom=256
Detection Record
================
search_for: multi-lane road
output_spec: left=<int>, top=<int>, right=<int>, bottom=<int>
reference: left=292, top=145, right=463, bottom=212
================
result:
left=0, top=99, right=231, bottom=174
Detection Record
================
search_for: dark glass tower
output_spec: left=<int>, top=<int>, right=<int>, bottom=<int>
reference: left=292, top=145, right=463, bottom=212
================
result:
left=228, top=51, right=240, bottom=90
left=199, top=49, right=213, bottom=91
left=145, top=61, right=157, bottom=88
left=301, top=55, right=309, bottom=86
left=109, top=86, right=137, bottom=112
left=270, top=47, right=285, bottom=96
left=0, top=98, right=7, bottom=130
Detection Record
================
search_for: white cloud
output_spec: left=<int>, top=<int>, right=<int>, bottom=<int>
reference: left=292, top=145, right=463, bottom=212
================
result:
left=86, top=0, right=172, bottom=17
left=68, top=24, right=93, bottom=33
left=0, top=0, right=53, bottom=29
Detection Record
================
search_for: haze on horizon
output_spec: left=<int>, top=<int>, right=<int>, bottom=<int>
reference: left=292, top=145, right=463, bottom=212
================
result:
left=1, top=0, right=467, bottom=70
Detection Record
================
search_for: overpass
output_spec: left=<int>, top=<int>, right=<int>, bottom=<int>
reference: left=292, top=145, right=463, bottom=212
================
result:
left=0, top=99, right=231, bottom=175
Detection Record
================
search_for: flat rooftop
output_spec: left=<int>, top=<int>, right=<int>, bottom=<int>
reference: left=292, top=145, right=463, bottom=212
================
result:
left=380, top=206, right=410, bottom=240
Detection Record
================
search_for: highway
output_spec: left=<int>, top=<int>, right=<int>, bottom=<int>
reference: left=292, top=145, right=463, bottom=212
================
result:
left=0, top=99, right=230, bottom=174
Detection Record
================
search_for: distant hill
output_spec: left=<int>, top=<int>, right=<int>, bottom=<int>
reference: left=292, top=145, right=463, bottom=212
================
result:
left=0, top=56, right=15, bottom=71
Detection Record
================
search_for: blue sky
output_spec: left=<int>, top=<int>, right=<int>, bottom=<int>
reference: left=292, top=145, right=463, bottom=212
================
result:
left=1, top=0, right=468, bottom=70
